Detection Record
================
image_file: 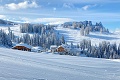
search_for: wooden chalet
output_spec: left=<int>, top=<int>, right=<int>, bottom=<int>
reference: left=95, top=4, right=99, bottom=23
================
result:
left=57, top=46, right=66, bottom=52
left=57, top=44, right=81, bottom=55
left=12, top=43, right=32, bottom=51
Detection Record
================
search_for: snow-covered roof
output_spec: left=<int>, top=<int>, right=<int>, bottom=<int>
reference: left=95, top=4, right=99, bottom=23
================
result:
left=58, top=44, right=70, bottom=49
left=15, top=43, right=32, bottom=49
left=50, top=45, right=57, bottom=49
left=32, top=46, right=43, bottom=50
left=58, top=44, right=82, bottom=52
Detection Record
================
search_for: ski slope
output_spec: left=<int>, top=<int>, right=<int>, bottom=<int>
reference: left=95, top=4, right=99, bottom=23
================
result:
left=0, top=47, right=120, bottom=80
left=55, top=26, right=120, bottom=45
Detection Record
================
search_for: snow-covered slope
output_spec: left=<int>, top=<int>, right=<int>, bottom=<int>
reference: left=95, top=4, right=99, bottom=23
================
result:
left=0, top=24, right=22, bottom=36
left=0, top=47, right=120, bottom=80
left=55, top=26, right=120, bottom=45
left=0, top=23, right=120, bottom=46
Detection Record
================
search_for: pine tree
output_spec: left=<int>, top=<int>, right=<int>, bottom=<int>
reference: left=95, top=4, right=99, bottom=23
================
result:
left=80, top=27, right=84, bottom=36
left=118, top=44, right=120, bottom=55
left=84, top=27, right=90, bottom=36
left=61, top=35, right=65, bottom=44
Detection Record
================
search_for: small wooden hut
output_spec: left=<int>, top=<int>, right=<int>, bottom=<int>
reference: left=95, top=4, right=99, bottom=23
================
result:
left=57, top=46, right=65, bottom=52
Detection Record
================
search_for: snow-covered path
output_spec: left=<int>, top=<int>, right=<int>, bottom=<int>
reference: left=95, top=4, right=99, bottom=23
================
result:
left=0, top=47, right=120, bottom=80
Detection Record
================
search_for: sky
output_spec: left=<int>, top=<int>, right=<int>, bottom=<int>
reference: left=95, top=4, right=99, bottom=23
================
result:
left=0, top=0, right=120, bottom=31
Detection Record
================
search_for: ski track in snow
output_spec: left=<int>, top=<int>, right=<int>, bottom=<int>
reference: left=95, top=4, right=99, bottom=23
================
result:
left=0, top=47, right=120, bottom=80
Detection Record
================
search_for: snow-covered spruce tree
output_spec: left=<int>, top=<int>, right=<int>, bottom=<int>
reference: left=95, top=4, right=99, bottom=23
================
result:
left=100, top=28, right=103, bottom=33
left=80, top=39, right=89, bottom=50
left=118, top=44, right=120, bottom=55
left=61, top=35, right=65, bottom=44
left=80, top=27, right=84, bottom=36
left=77, top=43, right=80, bottom=48
left=22, top=33, right=31, bottom=45
left=113, top=43, right=117, bottom=52
left=84, top=27, right=90, bottom=36
left=70, top=42, right=74, bottom=48
left=20, top=23, right=29, bottom=33
left=104, top=49, right=109, bottom=59
left=5, top=34, right=12, bottom=47
left=89, top=46, right=95, bottom=57
left=8, top=26, right=15, bottom=41
left=80, top=40, right=84, bottom=50
left=0, top=29, right=12, bottom=47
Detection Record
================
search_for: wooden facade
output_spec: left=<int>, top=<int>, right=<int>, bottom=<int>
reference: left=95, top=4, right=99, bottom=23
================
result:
left=12, top=46, right=31, bottom=51
left=57, top=46, right=65, bottom=52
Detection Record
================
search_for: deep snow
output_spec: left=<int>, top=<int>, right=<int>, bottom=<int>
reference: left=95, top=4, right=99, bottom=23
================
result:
left=0, top=47, right=120, bottom=80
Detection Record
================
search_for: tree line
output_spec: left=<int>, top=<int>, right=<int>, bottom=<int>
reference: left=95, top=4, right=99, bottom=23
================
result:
left=15, top=23, right=65, bottom=49
left=63, top=21, right=109, bottom=36
left=79, top=39, right=120, bottom=59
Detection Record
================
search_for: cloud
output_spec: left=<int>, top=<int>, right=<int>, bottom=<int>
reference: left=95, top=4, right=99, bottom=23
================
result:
left=53, top=7, right=56, bottom=11
left=62, top=0, right=120, bottom=4
left=5, top=1, right=38, bottom=10
left=63, top=3, right=74, bottom=8
left=82, top=5, right=90, bottom=10
left=82, top=4, right=97, bottom=10
left=20, top=17, right=73, bottom=24
left=0, top=15, right=6, bottom=19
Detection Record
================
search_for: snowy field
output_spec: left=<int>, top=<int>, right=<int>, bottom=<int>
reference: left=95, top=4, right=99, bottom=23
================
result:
left=55, top=26, right=120, bottom=46
left=0, top=47, right=120, bottom=80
